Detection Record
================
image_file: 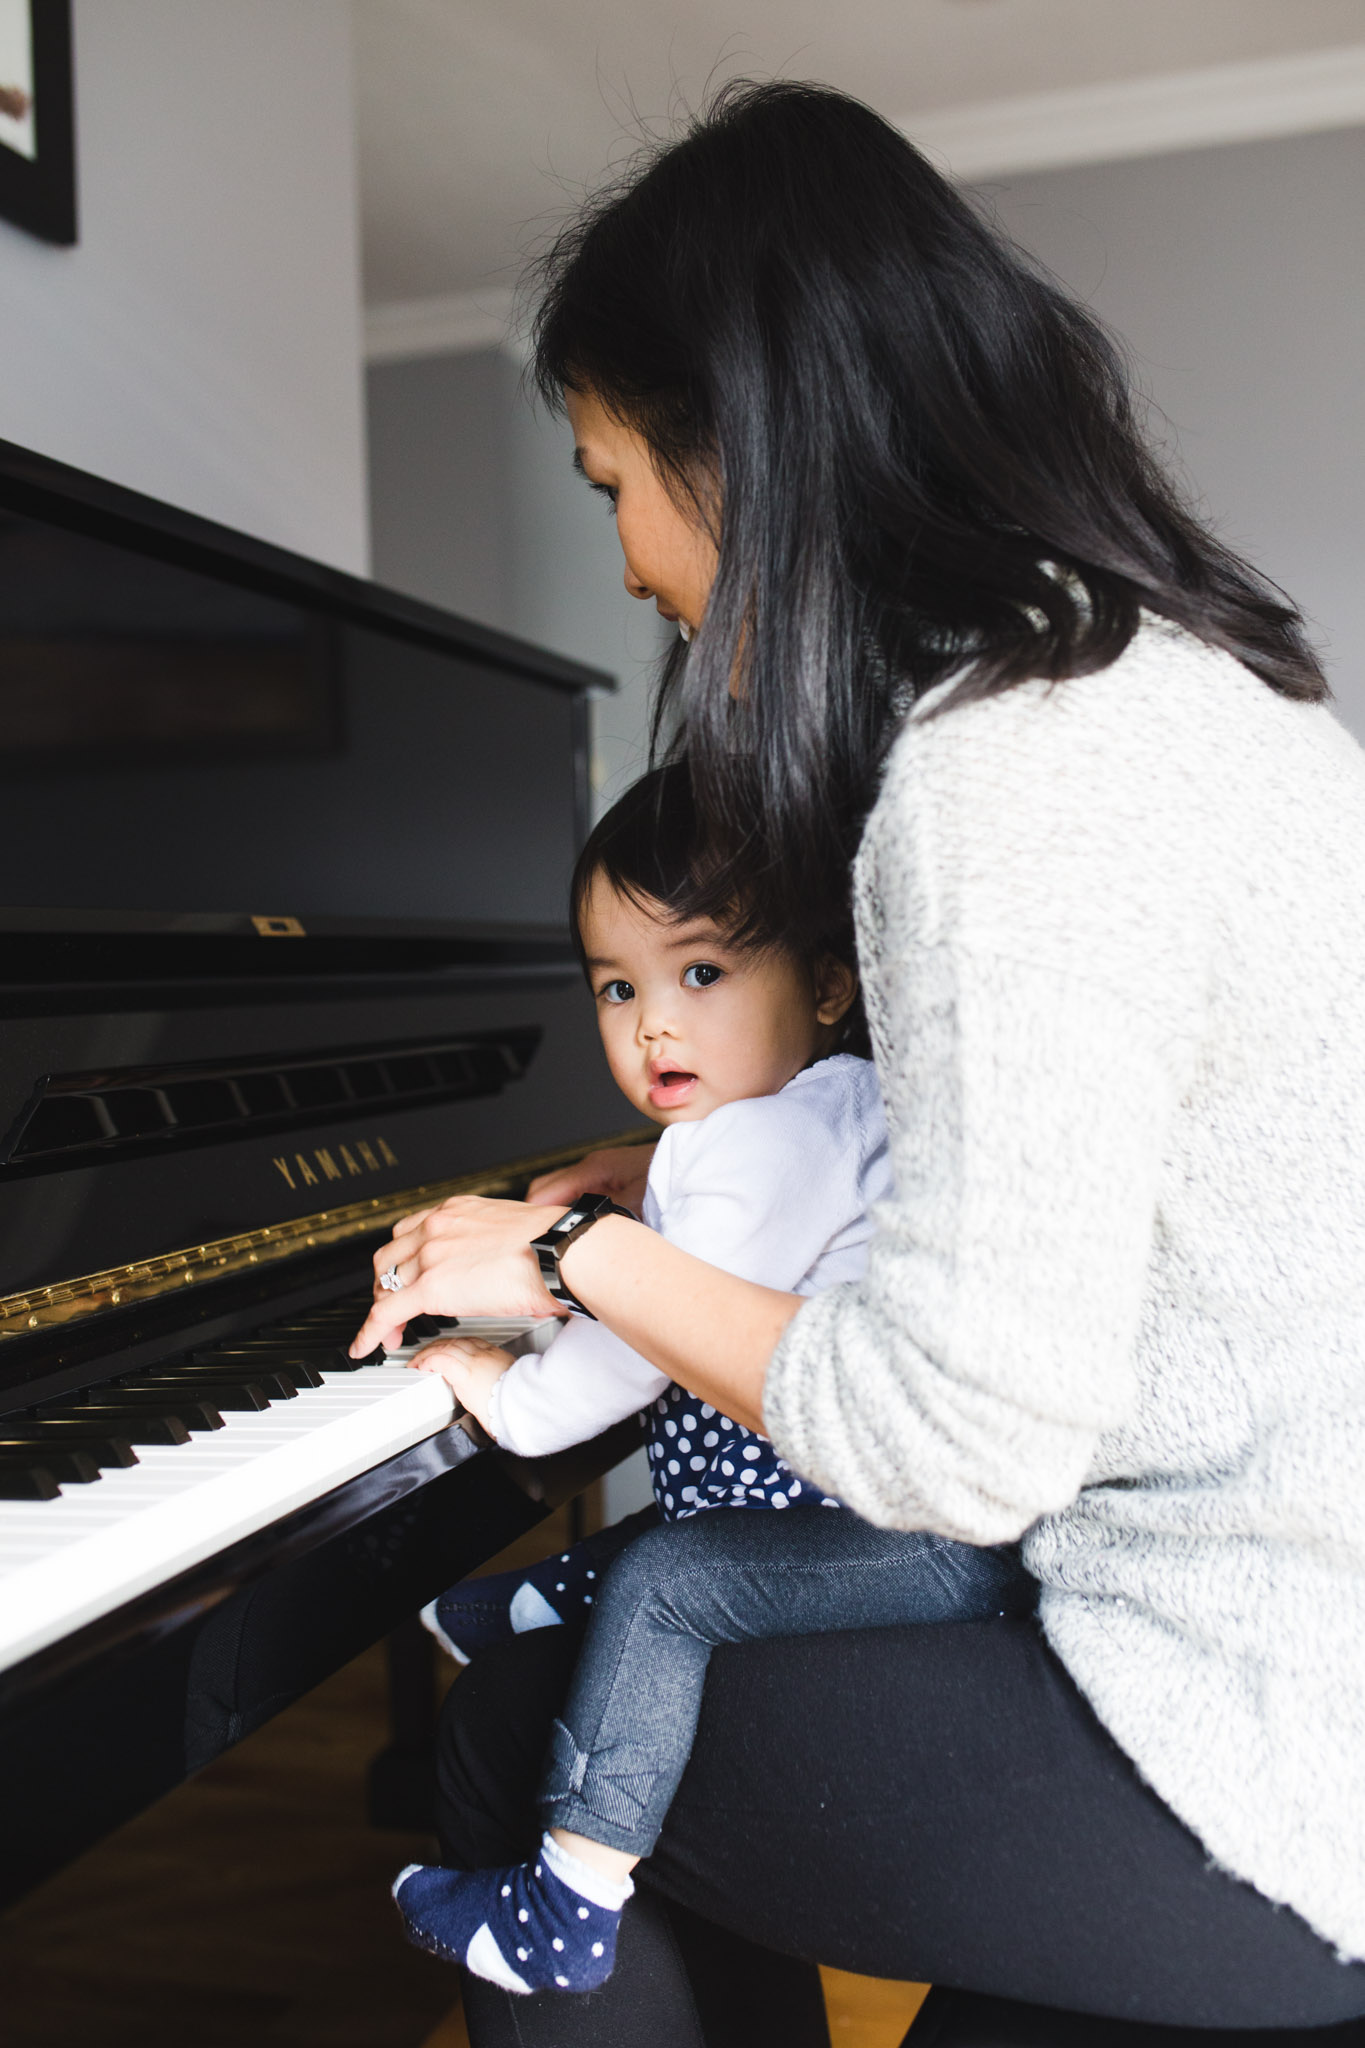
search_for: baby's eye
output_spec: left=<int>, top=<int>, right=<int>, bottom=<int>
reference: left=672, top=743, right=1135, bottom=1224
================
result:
left=600, top=979, right=634, bottom=1005
left=682, top=962, right=724, bottom=990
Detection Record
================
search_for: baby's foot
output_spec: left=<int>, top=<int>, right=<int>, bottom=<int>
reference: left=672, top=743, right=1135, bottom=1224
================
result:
left=420, top=1544, right=604, bottom=1664
left=393, top=1834, right=631, bottom=1993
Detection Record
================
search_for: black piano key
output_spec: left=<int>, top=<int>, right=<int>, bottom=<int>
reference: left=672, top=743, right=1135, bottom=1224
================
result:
left=246, top=1310, right=353, bottom=1324
left=47, top=1395, right=223, bottom=1432
left=270, top=1328, right=372, bottom=1354
left=36, top=1408, right=194, bottom=1445
left=400, top=1314, right=451, bottom=1343
left=272, top=1314, right=368, bottom=1333
left=0, top=1423, right=139, bottom=1468
left=252, top=1336, right=378, bottom=1370
left=0, top=1464, right=60, bottom=1500
left=196, top=1351, right=329, bottom=1384
left=133, top=1365, right=299, bottom=1402
left=325, top=1347, right=369, bottom=1371
left=118, top=1377, right=275, bottom=1412
left=266, top=1359, right=327, bottom=1389
left=0, top=1444, right=101, bottom=1484
left=188, top=1349, right=327, bottom=1385
left=286, top=1296, right=380, bottom=1316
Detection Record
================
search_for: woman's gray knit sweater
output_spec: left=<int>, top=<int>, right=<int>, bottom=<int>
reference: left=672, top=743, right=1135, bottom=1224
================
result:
left=764, top=620, right=1365, bottom=1960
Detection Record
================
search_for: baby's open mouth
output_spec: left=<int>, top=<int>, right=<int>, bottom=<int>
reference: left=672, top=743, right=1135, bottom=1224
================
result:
left=649, top=1068, right=698, bottom=1104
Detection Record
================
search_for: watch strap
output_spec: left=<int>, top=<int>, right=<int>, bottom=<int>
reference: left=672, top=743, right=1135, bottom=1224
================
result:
left=529, top=1193, right=632, bottom=1319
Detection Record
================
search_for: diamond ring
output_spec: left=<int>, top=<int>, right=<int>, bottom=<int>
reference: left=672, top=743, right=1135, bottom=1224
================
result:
left=380, top=1263, right=405, bottom=1293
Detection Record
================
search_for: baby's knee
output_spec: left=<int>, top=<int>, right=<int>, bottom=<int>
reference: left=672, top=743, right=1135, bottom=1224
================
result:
left=601, top=1518, right=685, bottom=1606
left=599, top=1512, right=748, bottom=1629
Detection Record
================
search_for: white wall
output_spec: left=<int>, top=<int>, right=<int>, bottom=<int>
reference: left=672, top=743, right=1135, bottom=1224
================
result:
left=978, top=124, right=1365, bottom=739
left=0, top=0, right=367, bottom=573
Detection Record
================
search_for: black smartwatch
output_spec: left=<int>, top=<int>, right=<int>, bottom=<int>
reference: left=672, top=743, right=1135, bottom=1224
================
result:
left=529, top=1193, right=632, bottom=1319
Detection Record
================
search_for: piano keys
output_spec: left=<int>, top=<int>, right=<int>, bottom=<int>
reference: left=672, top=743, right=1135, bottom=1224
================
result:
left=0, top=1302, right=569, bottom=1672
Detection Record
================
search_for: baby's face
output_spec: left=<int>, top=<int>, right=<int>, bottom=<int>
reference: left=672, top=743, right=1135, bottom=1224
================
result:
left=579, top=876, right=847, bottom=1126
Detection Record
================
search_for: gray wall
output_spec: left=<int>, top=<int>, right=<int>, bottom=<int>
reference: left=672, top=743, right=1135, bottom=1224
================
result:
left=0, top=1, right=367, bottom=571
left=978, top=124, right=1365, bottom=739
left=367, top=350, right=520, bottom=628
left=367, top=348, right=666, bottom=813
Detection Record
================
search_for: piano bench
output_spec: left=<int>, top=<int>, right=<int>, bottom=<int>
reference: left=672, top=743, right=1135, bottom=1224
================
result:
left=904, top=1988, right=1365, bottom=2045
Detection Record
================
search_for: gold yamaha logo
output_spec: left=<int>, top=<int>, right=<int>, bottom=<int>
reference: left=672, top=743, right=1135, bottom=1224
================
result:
left=271, top=1136, right=399, bottom=1193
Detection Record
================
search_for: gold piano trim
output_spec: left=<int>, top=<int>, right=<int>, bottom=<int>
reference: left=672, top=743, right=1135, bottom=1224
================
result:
left=0, top=1126, right=656, bottom=1344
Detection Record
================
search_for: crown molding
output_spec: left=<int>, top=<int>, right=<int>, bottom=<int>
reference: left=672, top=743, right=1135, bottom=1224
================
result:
left=900, top=42, right=1365, bottom=182
left=364, top=285, right=518, bottom=364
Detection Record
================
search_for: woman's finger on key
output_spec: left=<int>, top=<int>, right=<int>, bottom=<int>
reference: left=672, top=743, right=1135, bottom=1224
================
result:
left=352, top=1278, right=427, bottom=1357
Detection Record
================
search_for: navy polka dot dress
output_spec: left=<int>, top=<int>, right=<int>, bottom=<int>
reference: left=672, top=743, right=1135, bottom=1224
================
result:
left=645, top=1381, right=839, bottom=1519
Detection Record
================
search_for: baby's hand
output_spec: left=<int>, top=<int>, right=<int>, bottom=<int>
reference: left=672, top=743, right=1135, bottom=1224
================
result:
left=410, top=1337, right=515, bottom=1438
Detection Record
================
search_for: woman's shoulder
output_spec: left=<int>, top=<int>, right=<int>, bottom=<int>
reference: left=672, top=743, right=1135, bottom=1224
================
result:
left=864, top=620, right=1362, bottom=939
left=886, top=618, right=1347, bottom=807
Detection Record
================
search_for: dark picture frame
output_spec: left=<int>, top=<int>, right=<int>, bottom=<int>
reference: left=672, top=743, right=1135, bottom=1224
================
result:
left=0, top=0, right=75, bottom=245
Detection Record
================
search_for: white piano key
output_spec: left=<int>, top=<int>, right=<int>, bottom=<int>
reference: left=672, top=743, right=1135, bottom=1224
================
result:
left=382, top=1316, right=559, bottom=1363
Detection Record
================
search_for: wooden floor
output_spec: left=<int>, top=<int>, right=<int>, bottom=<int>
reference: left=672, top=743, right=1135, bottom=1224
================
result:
left=0, top=1505, right=927, bottom=2046
left=417, top=1969, right=926, bottom=2047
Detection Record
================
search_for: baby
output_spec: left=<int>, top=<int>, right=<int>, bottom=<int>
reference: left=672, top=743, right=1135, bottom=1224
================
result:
left=392, top=763, right=1033, bottom=1995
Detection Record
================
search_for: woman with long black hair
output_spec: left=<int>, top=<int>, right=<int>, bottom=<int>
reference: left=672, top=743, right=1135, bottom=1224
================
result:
left=352, top=84, right=1365, bottom=2045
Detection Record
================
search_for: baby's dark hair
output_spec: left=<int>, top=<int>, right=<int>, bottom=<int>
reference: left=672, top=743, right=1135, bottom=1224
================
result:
left=571, top=761, right=869, bottom=1056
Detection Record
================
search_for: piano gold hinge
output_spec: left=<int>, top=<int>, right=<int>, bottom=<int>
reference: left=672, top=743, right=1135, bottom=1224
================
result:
left=0, top=1126, right=656, bottom=1343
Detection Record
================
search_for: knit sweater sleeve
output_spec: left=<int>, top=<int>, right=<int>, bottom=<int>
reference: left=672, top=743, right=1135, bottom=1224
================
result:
left=763, top=667, right=1210, bottom=1541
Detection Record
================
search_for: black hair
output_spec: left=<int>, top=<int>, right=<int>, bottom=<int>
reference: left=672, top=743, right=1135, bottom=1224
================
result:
left=571, top=760, right=869, bottom=1056
left=533, top=80, right=1326, bottom=947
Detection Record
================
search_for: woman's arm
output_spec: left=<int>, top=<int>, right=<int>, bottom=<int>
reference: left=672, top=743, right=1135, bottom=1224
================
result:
left=350, top=1093, right=862, bottom=1430
left=559, top=1213, right=800, bottom=1432
left=349, top=1199, right=796, bottom=1435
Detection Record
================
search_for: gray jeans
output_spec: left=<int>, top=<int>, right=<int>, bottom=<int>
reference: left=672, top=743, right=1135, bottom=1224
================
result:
left=538, top=1505, right=1037, bottom=1856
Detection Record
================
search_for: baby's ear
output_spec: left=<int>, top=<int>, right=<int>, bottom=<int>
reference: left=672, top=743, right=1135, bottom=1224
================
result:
left=814, top=954, right=858, bottom=1027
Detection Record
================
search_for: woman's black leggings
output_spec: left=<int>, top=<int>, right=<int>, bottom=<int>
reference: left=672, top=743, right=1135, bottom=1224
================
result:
left=436, top=1615, right=1365, bottom=2046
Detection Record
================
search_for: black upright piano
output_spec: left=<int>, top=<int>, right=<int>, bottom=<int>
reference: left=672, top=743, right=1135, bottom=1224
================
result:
left=0, top=438, right=643, bottom=1907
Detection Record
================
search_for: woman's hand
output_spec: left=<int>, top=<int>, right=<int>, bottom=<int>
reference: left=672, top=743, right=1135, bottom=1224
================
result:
left=527, top=1142, right=657, bottom=1217
left=410, top=1336, right=514, bottom=1437
left=350, top=1195, right=559, bottom=1357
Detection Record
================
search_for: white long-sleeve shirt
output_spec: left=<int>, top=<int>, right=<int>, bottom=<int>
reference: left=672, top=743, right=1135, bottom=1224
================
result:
left=490, top=1053, right=891, bottom=1461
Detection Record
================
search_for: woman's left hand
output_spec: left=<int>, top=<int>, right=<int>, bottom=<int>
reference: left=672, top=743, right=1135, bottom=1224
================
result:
left=349, top=1195, right=558, bottom=1357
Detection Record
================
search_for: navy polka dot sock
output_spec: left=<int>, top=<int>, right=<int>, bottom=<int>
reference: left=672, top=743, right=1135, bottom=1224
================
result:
left=421, top=1543, right=604, bottom=1664
left=392, top=1833, right=632, bottom=1993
